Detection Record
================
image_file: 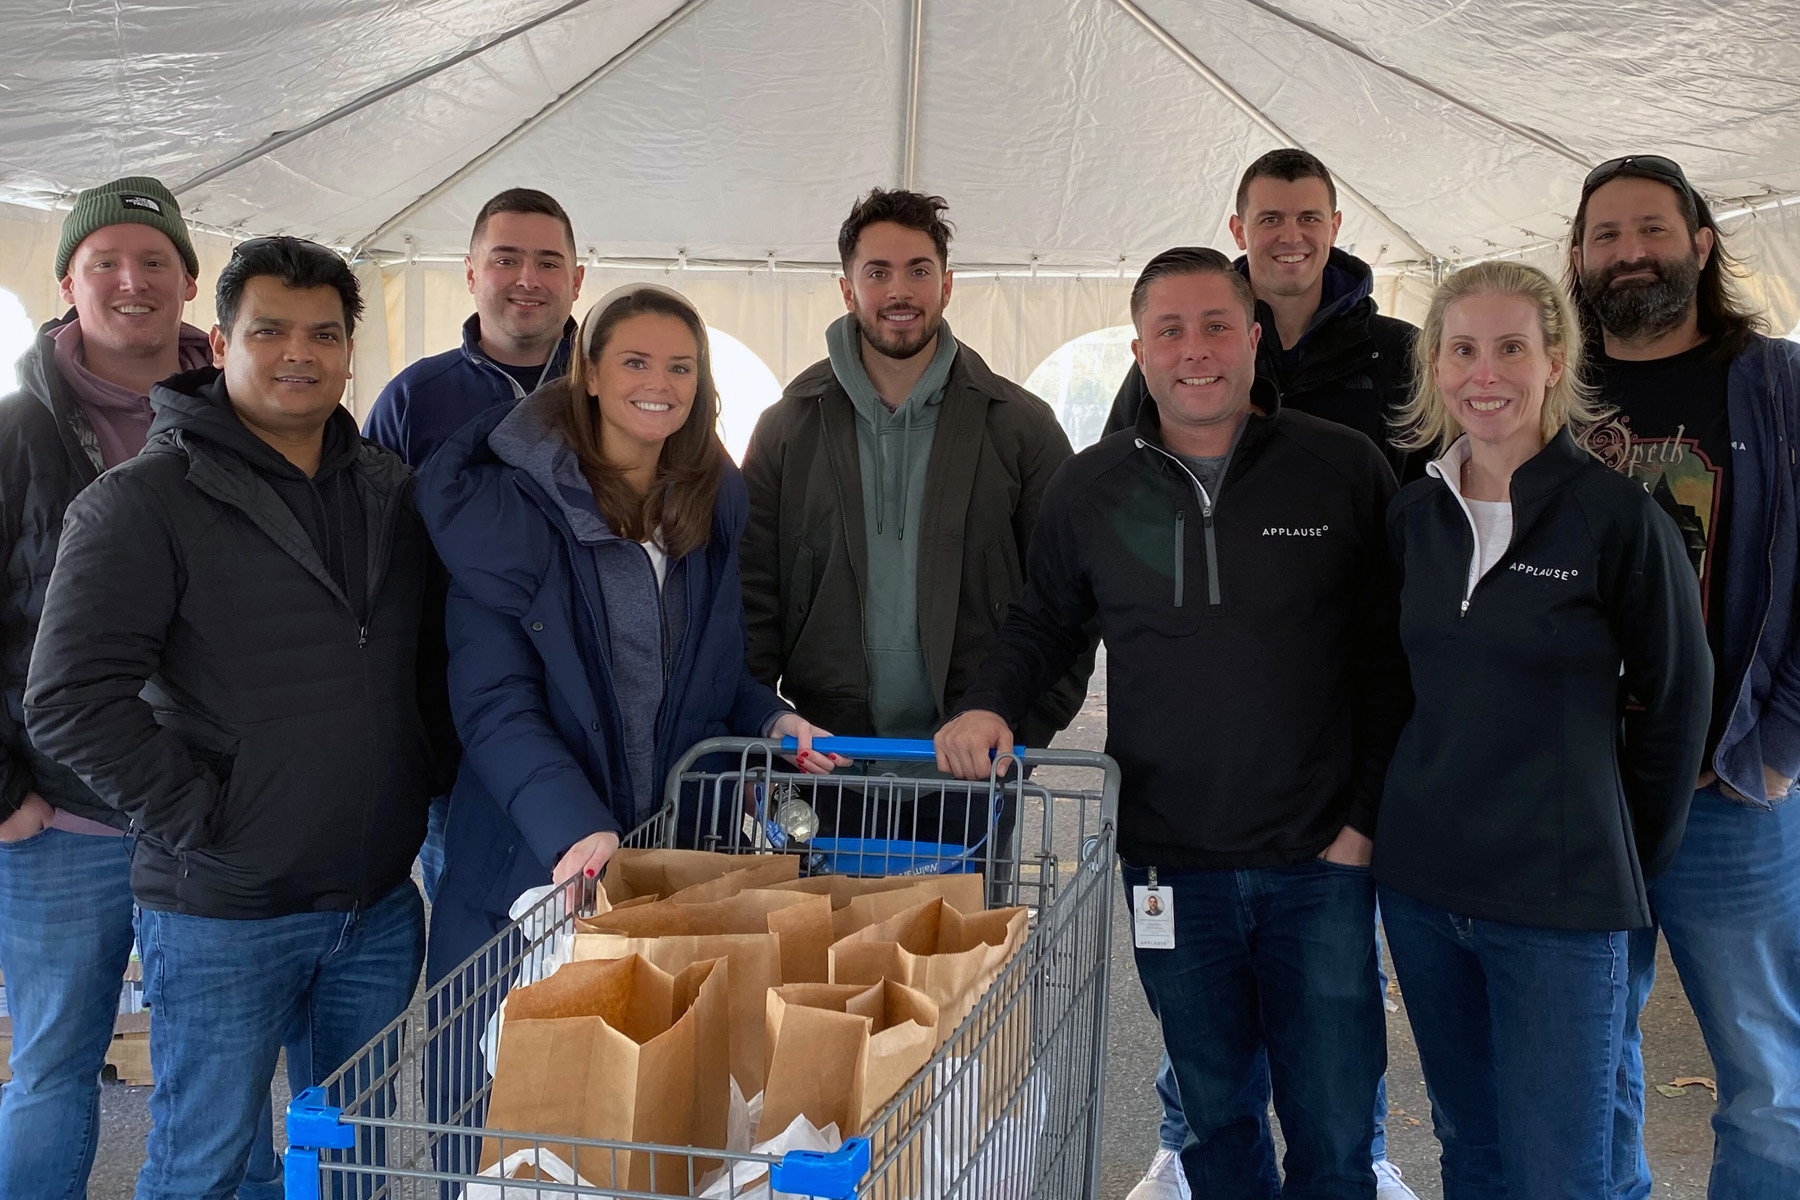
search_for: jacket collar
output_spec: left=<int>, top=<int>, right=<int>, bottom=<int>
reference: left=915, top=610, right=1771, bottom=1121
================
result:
left=1427, top=428, right=1593, bottom=514
left=1132, top=375, right=1284, bottom=453
left=459, top=312, right=577, bottom=392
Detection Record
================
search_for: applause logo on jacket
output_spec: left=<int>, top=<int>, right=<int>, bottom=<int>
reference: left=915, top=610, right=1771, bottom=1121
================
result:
left=1510, top=560, right=1579, bottom=581
left=1262, top=524, right=1329, bottom=537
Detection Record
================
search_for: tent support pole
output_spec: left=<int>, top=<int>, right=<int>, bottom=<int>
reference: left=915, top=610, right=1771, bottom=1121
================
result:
left=1108, top=0, right=1433, bottom=262
left=170, top=0, right=606, bottom=196
left=1230, top=0, right=1593, bottom=169
left=901, top=0, right=925, bottom=189
left=351, top=0, right=722, bottom=259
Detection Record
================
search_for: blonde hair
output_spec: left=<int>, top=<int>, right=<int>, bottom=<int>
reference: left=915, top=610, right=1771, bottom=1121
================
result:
left=1392, top=260, right=1607, bottom=456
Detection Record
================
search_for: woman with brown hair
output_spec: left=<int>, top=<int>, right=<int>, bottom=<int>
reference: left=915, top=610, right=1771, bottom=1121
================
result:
left=418, top=283, right=839, bottom=980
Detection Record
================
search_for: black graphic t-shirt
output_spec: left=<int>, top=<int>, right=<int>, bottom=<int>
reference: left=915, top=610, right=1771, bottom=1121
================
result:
left=1590, top=341, right=1733, bottom=753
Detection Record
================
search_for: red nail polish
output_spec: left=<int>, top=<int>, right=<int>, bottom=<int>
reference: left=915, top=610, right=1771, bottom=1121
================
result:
left=799, top=750, right=809, bottom=761
left=585, top=868, right=596, bottom=878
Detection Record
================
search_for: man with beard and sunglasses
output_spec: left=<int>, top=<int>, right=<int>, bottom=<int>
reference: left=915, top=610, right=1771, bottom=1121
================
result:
left=741, top=189, right=1091, bottom=870
left=1570, top=154, right=1800, bottom=1200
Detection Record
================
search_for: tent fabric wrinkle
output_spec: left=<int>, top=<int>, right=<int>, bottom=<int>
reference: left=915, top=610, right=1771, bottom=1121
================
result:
left=0, top=0, right=1794, bottom=403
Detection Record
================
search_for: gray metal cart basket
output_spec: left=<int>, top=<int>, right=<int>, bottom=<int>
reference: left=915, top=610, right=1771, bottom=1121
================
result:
left=283, top=736, right=1119, bottom=1200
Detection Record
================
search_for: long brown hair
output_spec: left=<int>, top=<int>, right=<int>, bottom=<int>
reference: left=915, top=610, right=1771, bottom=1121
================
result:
left=554, top=287, right=725, bottom=557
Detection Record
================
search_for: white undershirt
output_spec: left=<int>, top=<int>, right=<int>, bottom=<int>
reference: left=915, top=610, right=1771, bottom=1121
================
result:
left=641, top=538, right=669, bottom=588
left=1466, top=498, right=1513, bottom=586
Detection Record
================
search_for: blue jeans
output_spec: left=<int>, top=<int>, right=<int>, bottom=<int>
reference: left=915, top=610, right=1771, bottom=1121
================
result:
left=0, top=828, right=136, bottom=1200
left=1379, top=887, right=1627, bottom=1200
left=1156, top=910, right=1395, bottom=1161
left=1611, top=783, right=1800, bottom=1200
left=418, top=794, right=450, bottom=903
left=133, top=880, right=426, bottom=1200
left=1125, top=858, right=1385, bottom=1199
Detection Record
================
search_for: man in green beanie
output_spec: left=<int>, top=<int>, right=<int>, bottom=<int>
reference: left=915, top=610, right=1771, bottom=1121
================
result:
left=0, top=174, right=216, bottom=1196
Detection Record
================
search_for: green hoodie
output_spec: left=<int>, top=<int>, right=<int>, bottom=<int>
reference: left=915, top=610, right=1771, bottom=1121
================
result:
left=825, top=313, right=959, bottom=739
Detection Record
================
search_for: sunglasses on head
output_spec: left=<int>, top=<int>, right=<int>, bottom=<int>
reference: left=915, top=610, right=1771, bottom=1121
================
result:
left=1581, top=155, right=1699, bottom=208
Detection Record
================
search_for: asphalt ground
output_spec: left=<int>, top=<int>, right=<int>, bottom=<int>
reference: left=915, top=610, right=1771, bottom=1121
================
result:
left=70, top=650, right=1719, bottom=1198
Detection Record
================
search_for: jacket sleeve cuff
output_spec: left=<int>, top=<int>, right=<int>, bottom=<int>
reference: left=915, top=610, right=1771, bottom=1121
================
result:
left=1757, top=708, right=1800, bottom=788
left=512, top=774, right=622, bottom=871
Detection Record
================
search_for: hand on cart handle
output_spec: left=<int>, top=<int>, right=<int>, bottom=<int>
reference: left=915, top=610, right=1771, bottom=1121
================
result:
left=935, top=709, right=1018, bottom=780
left=769, top=712, right=851, bottom=774
left=553, top=829, right=621, bottom=885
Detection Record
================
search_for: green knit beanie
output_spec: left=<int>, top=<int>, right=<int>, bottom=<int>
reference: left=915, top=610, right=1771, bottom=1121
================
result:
left=55, top=176, right=199, bottom=280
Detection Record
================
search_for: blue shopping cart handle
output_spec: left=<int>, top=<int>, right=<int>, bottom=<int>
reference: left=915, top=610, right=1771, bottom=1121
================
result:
left=779, top=735, right=1026, bottom=764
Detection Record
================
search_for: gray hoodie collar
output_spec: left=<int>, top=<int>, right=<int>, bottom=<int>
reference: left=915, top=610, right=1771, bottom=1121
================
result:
left=826, top=315, right=958, bottom=539
left=487, top=389, right=619, bottom=546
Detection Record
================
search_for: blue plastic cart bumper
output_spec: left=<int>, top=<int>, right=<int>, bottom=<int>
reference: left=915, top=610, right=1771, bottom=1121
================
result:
left=284, top=1087, right=352, bottom=1200
left=769, top=1137, right=871, bottom=1198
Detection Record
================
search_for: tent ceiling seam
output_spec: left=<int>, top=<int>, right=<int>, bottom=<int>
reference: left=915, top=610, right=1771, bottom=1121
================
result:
left=1231, top=0, right=1594, bottom=169
left=170, top=0, right=605, bottom=196
left=350, top=0, right=720, bottom=258
left=1107, top=0, right=1434, bottom=262
left=901, top=0, right=925, bottom=189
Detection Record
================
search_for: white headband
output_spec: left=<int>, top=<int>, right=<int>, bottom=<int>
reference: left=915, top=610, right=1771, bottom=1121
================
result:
left=578, top=282, right=702, bottom=359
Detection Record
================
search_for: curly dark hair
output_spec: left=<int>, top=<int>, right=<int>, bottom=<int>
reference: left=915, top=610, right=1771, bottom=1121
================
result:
left=837, top=189, right=954, bottom=271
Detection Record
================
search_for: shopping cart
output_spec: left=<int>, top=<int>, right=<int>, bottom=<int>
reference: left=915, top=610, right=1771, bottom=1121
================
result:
left=283, top=736, right=1120, bottom=1200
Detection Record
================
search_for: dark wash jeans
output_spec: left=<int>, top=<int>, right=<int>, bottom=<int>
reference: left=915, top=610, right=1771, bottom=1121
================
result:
left=1611, top=781, right=1800, bottom=1200
left=133, top=880, right=425, bottom=1200
left=1124, top=857, right=1385, bottom=1200
left=1379, top=886, right=1628, bottom=1200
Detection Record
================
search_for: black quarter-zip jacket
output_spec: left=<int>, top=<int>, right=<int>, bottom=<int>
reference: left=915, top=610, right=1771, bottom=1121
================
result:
left=25, top=368, right=453, bottom=918
left=1376, top=431, right=1712, bottom=931
left=957, top=382, right=1410, bottom=869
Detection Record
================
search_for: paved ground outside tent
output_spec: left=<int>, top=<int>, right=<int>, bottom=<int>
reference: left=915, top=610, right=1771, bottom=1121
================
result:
left=68, top=651, right=1722, bottom=1198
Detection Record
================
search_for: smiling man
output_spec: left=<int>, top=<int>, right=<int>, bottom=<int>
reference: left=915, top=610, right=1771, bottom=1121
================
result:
left=1569, top=155, right=1800, bottom=1200
left=1105, top=150, right=1419, bottom=484
left=937, top=247, right=1409, bottom=1200
left=25, top=237, right=451, bottom=1200
left=741, top=189, right=1091, bottom=867
left=0, top=174, right=214, bottom=1198
left=362, top=186, right=582, bottom=898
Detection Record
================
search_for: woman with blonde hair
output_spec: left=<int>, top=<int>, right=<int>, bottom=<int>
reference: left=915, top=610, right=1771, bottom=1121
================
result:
left=418, top=283, right=840, bottom=980
left=1375, top=261, right=1711, bottom=1197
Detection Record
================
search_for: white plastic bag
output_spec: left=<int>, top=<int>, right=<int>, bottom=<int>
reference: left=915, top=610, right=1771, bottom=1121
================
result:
left=697, top=1106, right=841, bottom=1199
left=460, top=1146, right=603, bottom=1200
left=479, top=885, right=577, bottom=1076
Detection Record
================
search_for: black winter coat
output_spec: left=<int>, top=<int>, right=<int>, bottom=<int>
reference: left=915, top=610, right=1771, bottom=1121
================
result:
left=1376, top=432, right=1713, bottom=931
left=1104, top=249, right=1421, bottom=481
left=25, top=369, right=451, bottom=918
left=957, top=385, right=1410, bottom=869
left=0, top=315, right=117, bottom=824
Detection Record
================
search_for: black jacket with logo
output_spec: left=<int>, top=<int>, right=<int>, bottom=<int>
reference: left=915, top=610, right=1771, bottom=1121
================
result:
left=1376, top=431, right=1712, bottom=931
left=1104, top=248, right=1422, bottom=482
left=957, top=384, right=1409, bottom=869
left=25, top=369, right=454, bottom=918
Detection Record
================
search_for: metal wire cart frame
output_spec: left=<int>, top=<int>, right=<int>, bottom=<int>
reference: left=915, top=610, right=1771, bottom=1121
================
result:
left=284, top=736, right=1120, bottom=1199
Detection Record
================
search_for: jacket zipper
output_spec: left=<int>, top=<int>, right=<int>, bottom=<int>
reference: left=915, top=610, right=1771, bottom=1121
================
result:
left=1173, top=511, right=1185, bottom=607
left=1137, top=439, right=1223, bottom=607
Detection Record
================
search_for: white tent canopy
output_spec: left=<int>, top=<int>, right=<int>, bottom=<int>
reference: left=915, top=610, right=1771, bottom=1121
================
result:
left=3, top=0, right=1798, bottom=409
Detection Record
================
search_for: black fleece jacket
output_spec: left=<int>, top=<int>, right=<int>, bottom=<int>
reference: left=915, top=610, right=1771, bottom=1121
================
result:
left=1376, top=431, right=1712, bottom=931
left=957, top=384, right=1409, bottom=869
left=25, top=369, right=454, bottom=918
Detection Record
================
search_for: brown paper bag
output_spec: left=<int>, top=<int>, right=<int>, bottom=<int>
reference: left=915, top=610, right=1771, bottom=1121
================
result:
left=829, top=897, right=1028, bottom=1046
left=759, top=980, right=939, bottom=1140
left=481, top=954, right=730, bottom=1196
left=572, top=930, right=781, bottom=1093
left=600, top=848, right=800, bottom=906
left=577, top=890, right=833, bottom=985
left=762, top=873, right=985, bottom=940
